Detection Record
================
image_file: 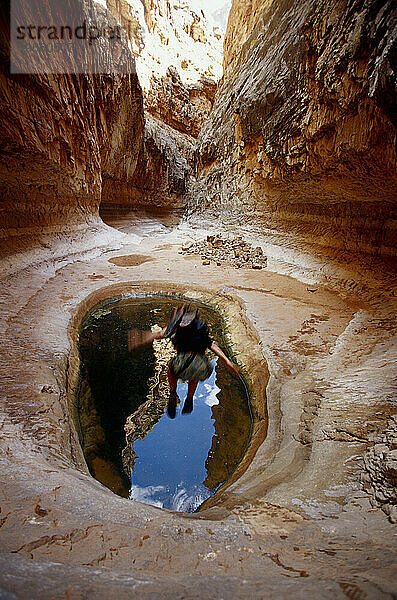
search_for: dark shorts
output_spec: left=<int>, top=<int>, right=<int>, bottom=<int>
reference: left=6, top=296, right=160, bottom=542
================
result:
left=171, top=353, right=213, bottom=382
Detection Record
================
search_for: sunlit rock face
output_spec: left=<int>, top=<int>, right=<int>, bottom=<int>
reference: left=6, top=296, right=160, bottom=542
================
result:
left=144, top=67, right=217, bottom=139
left=106, top=0, right=224, bottom=95
left=189, top=0, right=397, bottom=260
left=100, top=0, right=229, bottom=216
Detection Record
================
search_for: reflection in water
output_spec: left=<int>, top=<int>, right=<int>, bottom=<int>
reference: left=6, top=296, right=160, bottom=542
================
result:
left=123, top=325, right=175, bottom=476
left=130, top=483, right=212, bottom=512
left=129, top=484, right=166, bottom=508
left=204, top=359, right=252, bottom=491
left=128, top=364, right=222, bottom=511
left=77, top=297, right=252, bottom=512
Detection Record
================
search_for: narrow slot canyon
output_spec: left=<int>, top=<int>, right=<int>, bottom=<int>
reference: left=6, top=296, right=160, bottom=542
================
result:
left=0, top=1, right=396, bottom=599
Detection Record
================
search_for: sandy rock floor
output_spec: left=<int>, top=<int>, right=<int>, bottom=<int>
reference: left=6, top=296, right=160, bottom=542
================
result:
left=0, top=214, right=396, bottom=599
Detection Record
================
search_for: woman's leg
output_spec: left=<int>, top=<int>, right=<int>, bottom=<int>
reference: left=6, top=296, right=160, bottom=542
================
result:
left=187, top=379, right=199, bottom=400
left=167, top=360, right=178, bottom=418
left=182, top=379, right=198, bottom=414
left=167, top=360, right=177, bottom=392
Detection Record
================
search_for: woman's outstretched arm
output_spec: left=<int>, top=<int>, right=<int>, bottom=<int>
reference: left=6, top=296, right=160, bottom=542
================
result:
left=128, top=327, right=165, bottom=351
left=210, top=342, right=241, bottom=377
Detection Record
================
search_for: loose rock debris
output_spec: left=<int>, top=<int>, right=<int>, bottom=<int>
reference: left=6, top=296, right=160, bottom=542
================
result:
left=362, top=414, right=397, bottom=523
left=180, top=235, right=267, bottom=269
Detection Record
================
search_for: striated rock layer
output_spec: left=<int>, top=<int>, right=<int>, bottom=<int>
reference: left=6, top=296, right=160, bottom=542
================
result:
left=189, top=0, right=397, bottom=261
left=0, top=0, right=149, bottom=265
left=101, top=112, right=191, bottom=216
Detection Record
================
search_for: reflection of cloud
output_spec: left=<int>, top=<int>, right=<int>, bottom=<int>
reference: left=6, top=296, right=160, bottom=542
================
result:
left=171, top=484, right=211, bottom=512
left=203, top=382, right=220, bottom=407
left=130, top=484, right=165, bottom=508
left=130, top=483, right=212, bottom=512
left=172, top=487, right=190, bottom=511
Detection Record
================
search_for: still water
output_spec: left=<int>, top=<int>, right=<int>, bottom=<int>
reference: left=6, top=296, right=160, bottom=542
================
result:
left=77, top=296, right=252, bottom=512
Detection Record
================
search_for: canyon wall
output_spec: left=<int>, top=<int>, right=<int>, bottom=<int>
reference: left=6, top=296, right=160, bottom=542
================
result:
left=189, top=0, right=397, bottom=261
left=0, top=0, right=224, bottom=248
left=0, top=3, right=396, bottom=596
left=100, top=0, right=223, bottom=216
left=0, top=0, right=148, bottom=259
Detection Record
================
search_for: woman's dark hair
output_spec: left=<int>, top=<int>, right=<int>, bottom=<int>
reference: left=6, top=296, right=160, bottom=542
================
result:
left=171, top=315, right=212, bottom=354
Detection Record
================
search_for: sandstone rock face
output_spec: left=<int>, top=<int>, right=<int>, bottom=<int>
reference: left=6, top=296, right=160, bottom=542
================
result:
left=99, top=0, right=227, bottom=217
left=189, top=0, right=397, bottom=259
left=145, top=67, right=217, bottom=138
left=1, top=1, right=397, bottom=597
left=106, top=0, right=224, bottom=92
left=0, top=0, right=145, bottom=244
left=101, top=112, right=191, bottom=215
left=0, top=71, right=143, bottom=233
left=0, top=0, right=224, bottom=237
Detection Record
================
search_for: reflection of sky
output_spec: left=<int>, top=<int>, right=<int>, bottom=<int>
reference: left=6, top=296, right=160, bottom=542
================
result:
left=130, top=359, right=221, bottom=511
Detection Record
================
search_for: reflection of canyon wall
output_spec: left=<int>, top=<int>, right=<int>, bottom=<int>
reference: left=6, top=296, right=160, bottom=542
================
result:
left=204, top=363, right=251, bottom=491
left=189, top=0, right=397, bottom=260
left=123, top=333, right=175, bottom=478
left=77, top=308, right=157, bottom=496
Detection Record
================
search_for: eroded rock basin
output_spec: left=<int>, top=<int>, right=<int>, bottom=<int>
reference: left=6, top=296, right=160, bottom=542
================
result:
left=77, top=296, right=253, bottom=511
left=0, top=217, right=396, bottom=599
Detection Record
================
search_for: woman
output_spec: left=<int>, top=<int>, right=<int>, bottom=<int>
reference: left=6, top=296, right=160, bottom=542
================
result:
left=129, top=306, right=240, bottom=418
left=157, top=307, right=240, bottom=418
